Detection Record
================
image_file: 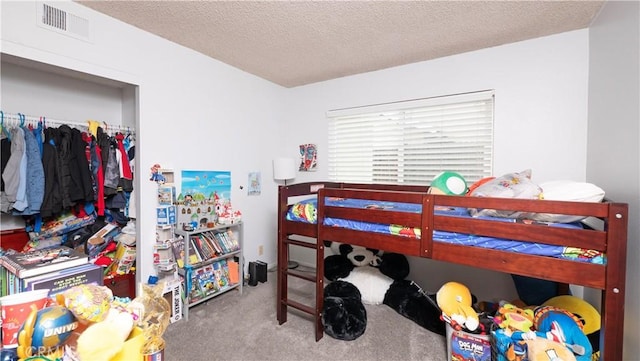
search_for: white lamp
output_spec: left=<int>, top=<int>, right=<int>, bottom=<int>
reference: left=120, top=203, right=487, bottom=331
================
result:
left=273, top=157, right=299, bottom=268
left=273, top=157, right=296, bottom=185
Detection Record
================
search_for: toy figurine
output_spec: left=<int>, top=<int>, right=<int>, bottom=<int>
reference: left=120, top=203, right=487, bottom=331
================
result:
left=150, top=164, right=165, bottom=183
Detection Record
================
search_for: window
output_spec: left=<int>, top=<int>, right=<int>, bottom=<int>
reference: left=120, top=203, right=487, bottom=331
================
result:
left=327, top=90, right=493, bottom=185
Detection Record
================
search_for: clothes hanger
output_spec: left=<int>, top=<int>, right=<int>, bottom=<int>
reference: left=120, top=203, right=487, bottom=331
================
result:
left=1, top=111, right=11, bottom=141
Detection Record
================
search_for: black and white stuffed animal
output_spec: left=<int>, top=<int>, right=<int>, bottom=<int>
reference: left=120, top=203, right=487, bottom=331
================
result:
left=322, top=241, right=445, bottom=341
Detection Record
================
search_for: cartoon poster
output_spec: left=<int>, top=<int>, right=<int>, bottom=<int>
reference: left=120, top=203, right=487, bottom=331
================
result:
left=299, top=143, right=317, bottom=171
left=248, top=172, right=261, bottom=196
left=180, top=170, right=231, bottom=201
left=177, top=170, right=232, bottom=230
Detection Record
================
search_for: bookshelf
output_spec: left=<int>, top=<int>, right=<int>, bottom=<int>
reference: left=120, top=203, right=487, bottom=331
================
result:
left=174, top=222, right=243, bottom=321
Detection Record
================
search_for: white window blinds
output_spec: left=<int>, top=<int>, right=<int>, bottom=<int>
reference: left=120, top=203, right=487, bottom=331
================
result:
left=327, top=90, right=494, bottom=185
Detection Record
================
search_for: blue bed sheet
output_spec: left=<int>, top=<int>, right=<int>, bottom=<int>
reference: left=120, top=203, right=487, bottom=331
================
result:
left=286, top=197, right=604, bottom=264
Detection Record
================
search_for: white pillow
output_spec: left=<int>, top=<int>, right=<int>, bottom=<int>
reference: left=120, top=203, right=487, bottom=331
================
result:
left=528, top=180, right=605, bottom=223
left=539, top=180, right=605, bottom=202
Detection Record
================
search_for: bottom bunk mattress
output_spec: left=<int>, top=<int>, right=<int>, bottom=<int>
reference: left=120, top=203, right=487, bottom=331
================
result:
left=285, top=197, right=604, bottom=264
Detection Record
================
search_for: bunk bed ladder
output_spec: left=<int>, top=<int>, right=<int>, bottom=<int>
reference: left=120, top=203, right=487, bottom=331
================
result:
left=277, top=234, right=325, bottom=341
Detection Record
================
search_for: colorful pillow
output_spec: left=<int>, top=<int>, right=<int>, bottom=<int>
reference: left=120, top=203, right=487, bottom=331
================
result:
left=468, top=169, right=543, bottom=218
left=468, top=169, right=542, bottom=199
left=466, top=177, right=495, bottom=196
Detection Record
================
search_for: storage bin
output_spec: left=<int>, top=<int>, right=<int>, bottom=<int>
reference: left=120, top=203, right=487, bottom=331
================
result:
left=446, top=323, right=492, bottom=361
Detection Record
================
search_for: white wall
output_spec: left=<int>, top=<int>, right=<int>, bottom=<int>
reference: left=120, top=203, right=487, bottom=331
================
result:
left=284, top=30, right=590, bottom=302
left=1, top=1, right=286, bottom=285
left=587, top=1, right=639, bottom=359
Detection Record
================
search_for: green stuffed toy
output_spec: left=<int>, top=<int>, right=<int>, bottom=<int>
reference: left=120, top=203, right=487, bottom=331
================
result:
left=427, top=171, right=468, bottom=195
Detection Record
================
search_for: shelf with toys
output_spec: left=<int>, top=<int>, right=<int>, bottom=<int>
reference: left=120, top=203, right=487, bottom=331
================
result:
left=174, top=222, right=243, bottom=321
left=150, top=167, right=244, bottom=322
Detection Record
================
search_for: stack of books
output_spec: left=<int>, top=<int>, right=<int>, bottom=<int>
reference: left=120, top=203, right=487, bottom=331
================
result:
left=0, top=246, right=103, bottom=298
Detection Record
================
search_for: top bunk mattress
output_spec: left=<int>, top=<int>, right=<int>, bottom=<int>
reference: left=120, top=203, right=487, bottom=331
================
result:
left=285, top=197, right=604, bottom=264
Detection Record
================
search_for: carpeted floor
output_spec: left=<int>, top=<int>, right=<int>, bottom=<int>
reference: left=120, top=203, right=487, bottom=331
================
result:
left=163, top=268, right=448, bottom=361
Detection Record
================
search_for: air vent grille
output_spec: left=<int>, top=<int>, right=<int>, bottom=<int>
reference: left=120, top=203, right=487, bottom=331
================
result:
left=37, top=2, right=90, bottom=41
left=42, top=3, right=67, bottom=31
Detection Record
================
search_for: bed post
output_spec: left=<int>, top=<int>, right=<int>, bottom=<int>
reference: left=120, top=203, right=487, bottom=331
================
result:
left=315, top=233, right=325, bottom=341
left=277, top=185, right=289, bottom=325
left=600, top=202, right=628, bottom=360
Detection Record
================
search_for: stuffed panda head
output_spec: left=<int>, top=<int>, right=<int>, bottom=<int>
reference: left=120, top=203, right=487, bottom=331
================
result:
left=325, top=241, right=382, bottom=267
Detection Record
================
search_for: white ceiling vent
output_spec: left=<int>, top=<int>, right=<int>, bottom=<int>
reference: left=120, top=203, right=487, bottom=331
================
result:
left=37, top=2, right=90, bottom=41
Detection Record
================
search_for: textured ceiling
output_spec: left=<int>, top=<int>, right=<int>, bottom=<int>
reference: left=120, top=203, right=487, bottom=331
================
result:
left=76, top=1, right=605, bottom=88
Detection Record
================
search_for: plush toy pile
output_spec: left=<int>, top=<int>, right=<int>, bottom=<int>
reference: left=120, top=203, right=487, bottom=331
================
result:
left=434, top=281, right=599, bottom=361
left=491, top=296, right=600, bottom=361
left=321, top=241, right=444, bottom=341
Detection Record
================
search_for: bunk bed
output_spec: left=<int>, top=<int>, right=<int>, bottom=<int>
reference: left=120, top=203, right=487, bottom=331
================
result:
left=276, top=182, right=628, bottom=360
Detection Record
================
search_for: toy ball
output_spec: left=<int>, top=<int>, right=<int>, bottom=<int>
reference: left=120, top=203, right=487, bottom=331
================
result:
left=543, top=295, right=601, bottom=335
left=428, top=171, right=468, bottom=195
left=22, top=305, right=77, bottom=351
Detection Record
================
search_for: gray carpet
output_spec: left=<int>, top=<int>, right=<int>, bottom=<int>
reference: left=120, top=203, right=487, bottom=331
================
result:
left=164, top=268, right=447, bottom=360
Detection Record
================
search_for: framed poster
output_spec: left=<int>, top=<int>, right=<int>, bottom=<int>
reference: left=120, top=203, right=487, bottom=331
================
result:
left=248, top=172, right=261, bottom=196
left=299, top=143, right=317, bottom=171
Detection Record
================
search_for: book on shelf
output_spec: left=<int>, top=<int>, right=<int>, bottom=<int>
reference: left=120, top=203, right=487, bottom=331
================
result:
left=202, top=232, right=222, bottom=256
left=184, top=273, right=205, bottom=304
left=225, top=230, right=239, bottom=251
left=219, top=259, right=231, bottom=284
left=227, top=259, right=240, bottom=284
left=196, top=265, right=218, bottom=295
left=195, top=234, right=216, bottom=260
left=188, top=238, right=202, bottom=264
left=171, top=238, right=186, bottom=268
left=22, top=263, right=104, bottom=297
left=0, top=246, right=89, bottom=278
left=214, top=232, right=229, bottom=253
left=215, top=232, right=227, bottom=253
left=190, top=235, right=207, bottom=261
left=212, top=261, right=229, bottom=289
left=222, top=230, right=239, bottom=251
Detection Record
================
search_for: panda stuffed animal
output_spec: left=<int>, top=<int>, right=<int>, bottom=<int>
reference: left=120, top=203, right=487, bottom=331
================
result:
left=322, top=241, right=445, bottom=341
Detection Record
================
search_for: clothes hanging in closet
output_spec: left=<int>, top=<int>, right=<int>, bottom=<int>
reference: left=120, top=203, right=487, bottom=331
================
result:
left=0, top=115, right=135, bottom=227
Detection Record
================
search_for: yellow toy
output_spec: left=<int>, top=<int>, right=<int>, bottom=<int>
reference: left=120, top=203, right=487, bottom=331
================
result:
left=436, top=281, right=479, bottom=331
left=507, top=338, right=577, bottom=361
left=495, top=303, right=535, bottom=332
left=76, top=306, right=135, bottom=361
left=59, top=284, right=140, bottom=361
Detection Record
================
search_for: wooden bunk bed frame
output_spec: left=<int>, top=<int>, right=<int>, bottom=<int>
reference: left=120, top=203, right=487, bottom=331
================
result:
left=277, top=182, right=628, bottom=360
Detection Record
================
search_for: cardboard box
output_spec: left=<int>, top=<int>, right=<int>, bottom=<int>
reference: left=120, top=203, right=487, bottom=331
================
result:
left=112, top=242, right=137, bottom=275
left=163, top=278, right=183, bottom=323
left=446, top=323, right=491, bottom=361
left=156, top=205, right=176, bottom=225
left=158, top=186, right=176, bottom=205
